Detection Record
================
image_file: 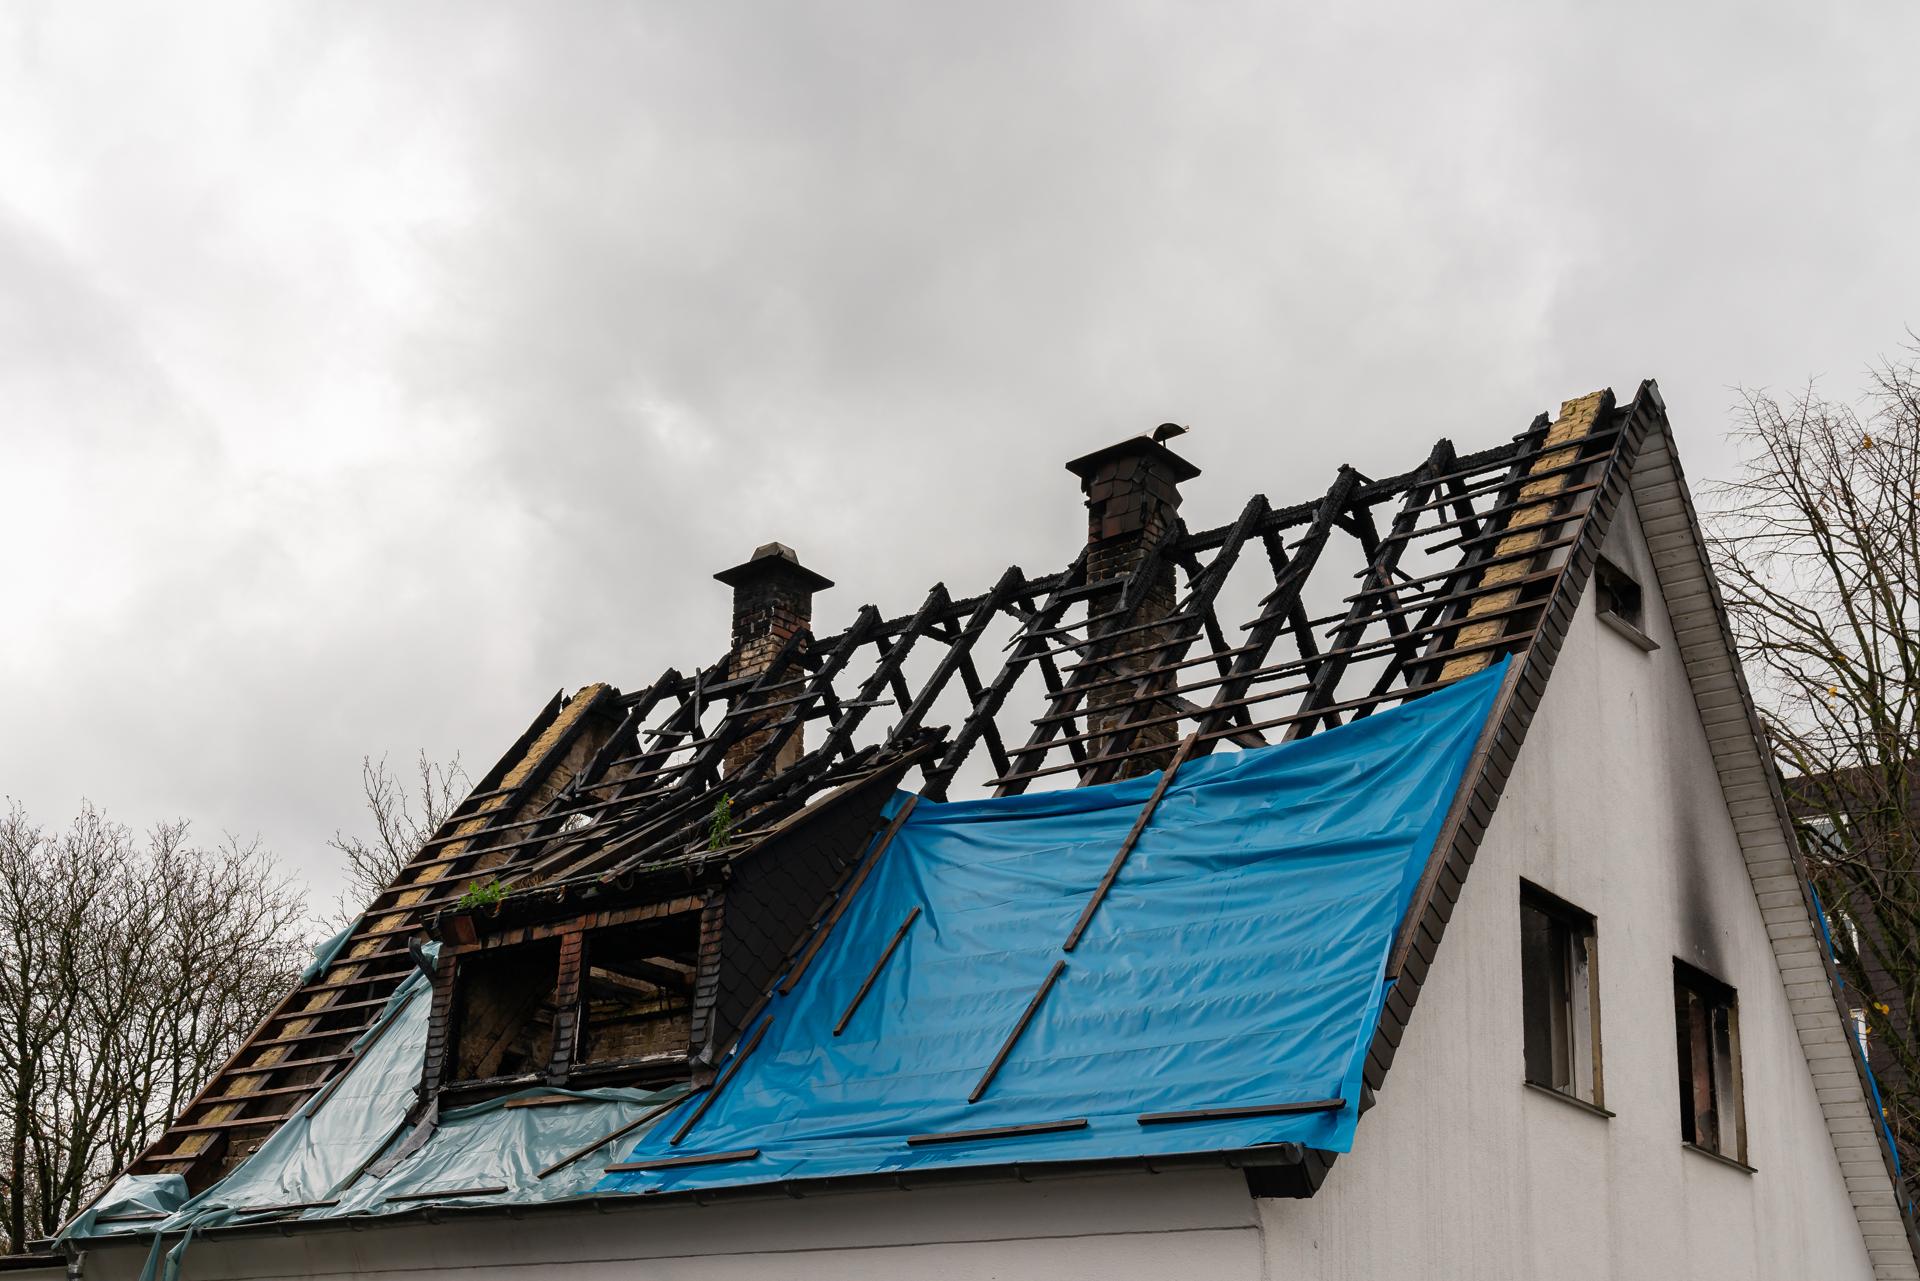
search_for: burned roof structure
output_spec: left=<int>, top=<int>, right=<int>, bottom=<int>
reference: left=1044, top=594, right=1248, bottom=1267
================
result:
left=80, top=383, right=1913, bottom=1272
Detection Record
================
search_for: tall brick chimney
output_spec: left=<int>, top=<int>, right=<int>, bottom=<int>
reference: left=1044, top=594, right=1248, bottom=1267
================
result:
left=714, top=542, right=833, bottom=778
left=1064, top=429, right=1200, bottom=777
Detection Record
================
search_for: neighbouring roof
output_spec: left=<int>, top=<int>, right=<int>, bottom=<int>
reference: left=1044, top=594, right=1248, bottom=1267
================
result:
left=79, top=384, right=1915, bottom=1272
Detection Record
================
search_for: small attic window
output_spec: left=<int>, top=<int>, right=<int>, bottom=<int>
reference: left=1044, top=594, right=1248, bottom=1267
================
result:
left=1594, top=555, right=1658, bottom=651
left=449, top=940, right=561, bottom=1084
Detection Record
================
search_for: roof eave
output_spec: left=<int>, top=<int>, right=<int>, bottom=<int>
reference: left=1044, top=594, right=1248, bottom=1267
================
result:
left=75, top=1142, right=1318, bottom=1249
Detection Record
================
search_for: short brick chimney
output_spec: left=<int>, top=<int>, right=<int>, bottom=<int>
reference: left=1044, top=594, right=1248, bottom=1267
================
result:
left=714, top=542, right=833, bottom=778
left=1065, top=429, right=1200, bottom=777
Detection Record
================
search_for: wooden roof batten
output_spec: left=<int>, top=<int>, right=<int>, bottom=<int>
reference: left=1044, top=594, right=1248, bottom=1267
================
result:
left=128, top=402, right=1647, bottom=1196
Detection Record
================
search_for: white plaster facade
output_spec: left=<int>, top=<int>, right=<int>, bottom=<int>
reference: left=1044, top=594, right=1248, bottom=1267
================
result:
left=54, top=492, right=1892, bottom=1281
left=1254, top=493, right=1877, bottom=1280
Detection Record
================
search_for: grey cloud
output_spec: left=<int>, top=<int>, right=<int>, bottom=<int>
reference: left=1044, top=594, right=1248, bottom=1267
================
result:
left=3, top=0, right=1916, bottom=907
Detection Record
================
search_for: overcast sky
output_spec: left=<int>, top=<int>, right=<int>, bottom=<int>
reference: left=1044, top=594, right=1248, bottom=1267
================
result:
left=3, top=2, right=1916, bottom=913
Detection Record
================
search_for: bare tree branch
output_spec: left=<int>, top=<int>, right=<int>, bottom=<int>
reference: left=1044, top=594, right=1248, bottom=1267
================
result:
left=327, top=750, right=468, bottom=923
left=0, top=803, right=306, bottom=1251
left=1705, top=338, right=1920, bottom=1199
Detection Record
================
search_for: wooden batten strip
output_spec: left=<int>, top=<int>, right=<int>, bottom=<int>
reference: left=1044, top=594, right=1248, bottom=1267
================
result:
left=670, top=1017, right=770, bottom=1145
left=779, top=796, right=920, bottom=995
left=605, top=1147, right=760, bottom=1172
left=969, top=959, right=1067, bottom=1104
left=154, top=1113, right=297, bottom=1136
left=1064, top=733, right=1198, bottom=952
left=906, top=1118, right=1088, bottom=1147
left=537, top=1095, right=689, bottom=1180
left=234, top=1199, right=340, bottom=1215
left=833, top=906, right=921, bottom=1036
left=382, top=1185, right=510, bottom=1203
left=1136, top=1099, right=1344, bottom=1126
left=226, top=1052, right=356, bottom=1076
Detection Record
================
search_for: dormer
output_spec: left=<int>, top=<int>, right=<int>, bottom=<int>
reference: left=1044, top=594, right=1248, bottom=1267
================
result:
left=415, top=544, right=917, bottom=1104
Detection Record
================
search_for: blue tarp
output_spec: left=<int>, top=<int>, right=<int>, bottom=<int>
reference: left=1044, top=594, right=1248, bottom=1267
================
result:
left=599, top=659, right=1507, bottom=1194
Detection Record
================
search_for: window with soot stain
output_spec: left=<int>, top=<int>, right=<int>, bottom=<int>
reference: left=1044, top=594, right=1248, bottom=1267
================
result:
left=449, top=940, right=561, bottom=1083
left=1674, top=959, right=1746, bottom=1164
left=575, top=916, right=698, bottom=1069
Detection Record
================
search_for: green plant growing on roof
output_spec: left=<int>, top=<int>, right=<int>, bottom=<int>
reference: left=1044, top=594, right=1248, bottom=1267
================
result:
left=455, top=876, right=507, bottom=911
left=709, top=793, right=734, bottom=852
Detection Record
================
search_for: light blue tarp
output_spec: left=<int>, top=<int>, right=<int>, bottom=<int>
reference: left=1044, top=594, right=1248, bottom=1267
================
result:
left=184, top=963, right=433, bottom=1214
left=58, top=1173, right=188, bottom=1240
left=57, top=930, right=418, bottom=1246
left=66, top=943, right=684, bottom=1263
left=600, top=659, right=1507, bottom=1194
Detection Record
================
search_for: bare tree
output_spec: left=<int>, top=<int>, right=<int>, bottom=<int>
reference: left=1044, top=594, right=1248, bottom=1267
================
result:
left=0, top=803, right=306, bottom=1253
left=1706, top=338, right=1920, bottom=1189
left=328, top=751, right=468, bottom=921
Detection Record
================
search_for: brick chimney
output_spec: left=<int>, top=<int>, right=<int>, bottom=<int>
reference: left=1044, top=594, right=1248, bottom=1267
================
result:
left=1064, top=429, right=1200, bottom=777
left=714, top=542, right=833, bottom=778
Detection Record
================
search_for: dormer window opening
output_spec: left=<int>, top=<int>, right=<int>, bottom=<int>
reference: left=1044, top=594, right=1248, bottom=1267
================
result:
left=575, top=916, right=699, bottom=1071
left=448, top=940, right=561, bottom=1084
left=432, top=902, right=707, bottom=1101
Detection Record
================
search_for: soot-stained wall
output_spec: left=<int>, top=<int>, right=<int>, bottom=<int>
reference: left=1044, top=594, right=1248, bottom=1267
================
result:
left=1255, top=492, right=1876, bottom=1280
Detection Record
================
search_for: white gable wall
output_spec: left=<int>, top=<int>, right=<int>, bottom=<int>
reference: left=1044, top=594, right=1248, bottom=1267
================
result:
left=1256, top=491, right=1875, bottom=1279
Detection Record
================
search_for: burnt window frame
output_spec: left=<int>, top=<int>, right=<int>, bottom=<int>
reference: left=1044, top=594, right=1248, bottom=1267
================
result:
left=1519, top=880, right=1605, bottom=1111
left=443, top=937, right=565, bottom=1089
left=431, top=898, right=707, bottom=1100
left=1673, top=958, right=1749, bottom=1168
left=568, top=914, right=701, bottom=1081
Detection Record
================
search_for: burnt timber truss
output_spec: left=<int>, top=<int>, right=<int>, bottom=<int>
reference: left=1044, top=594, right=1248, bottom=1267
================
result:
left=133, top=388, right=1646, bottom=1190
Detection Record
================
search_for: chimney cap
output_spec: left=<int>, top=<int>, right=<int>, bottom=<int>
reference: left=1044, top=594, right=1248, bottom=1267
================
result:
left=1064, top=433, right=1201, bottom=485
left=714, top=541, right=835, bottom=592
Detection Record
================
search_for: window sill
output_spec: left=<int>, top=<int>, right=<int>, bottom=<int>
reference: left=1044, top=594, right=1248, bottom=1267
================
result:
left=1682, top=1142, right=1756, bottom=1174
left=567, top=1051, right=692, bottom=1088
left=1523, top=1080, right=1613, bottom=1119
left=1598, top=609, right=1659, bottom=652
